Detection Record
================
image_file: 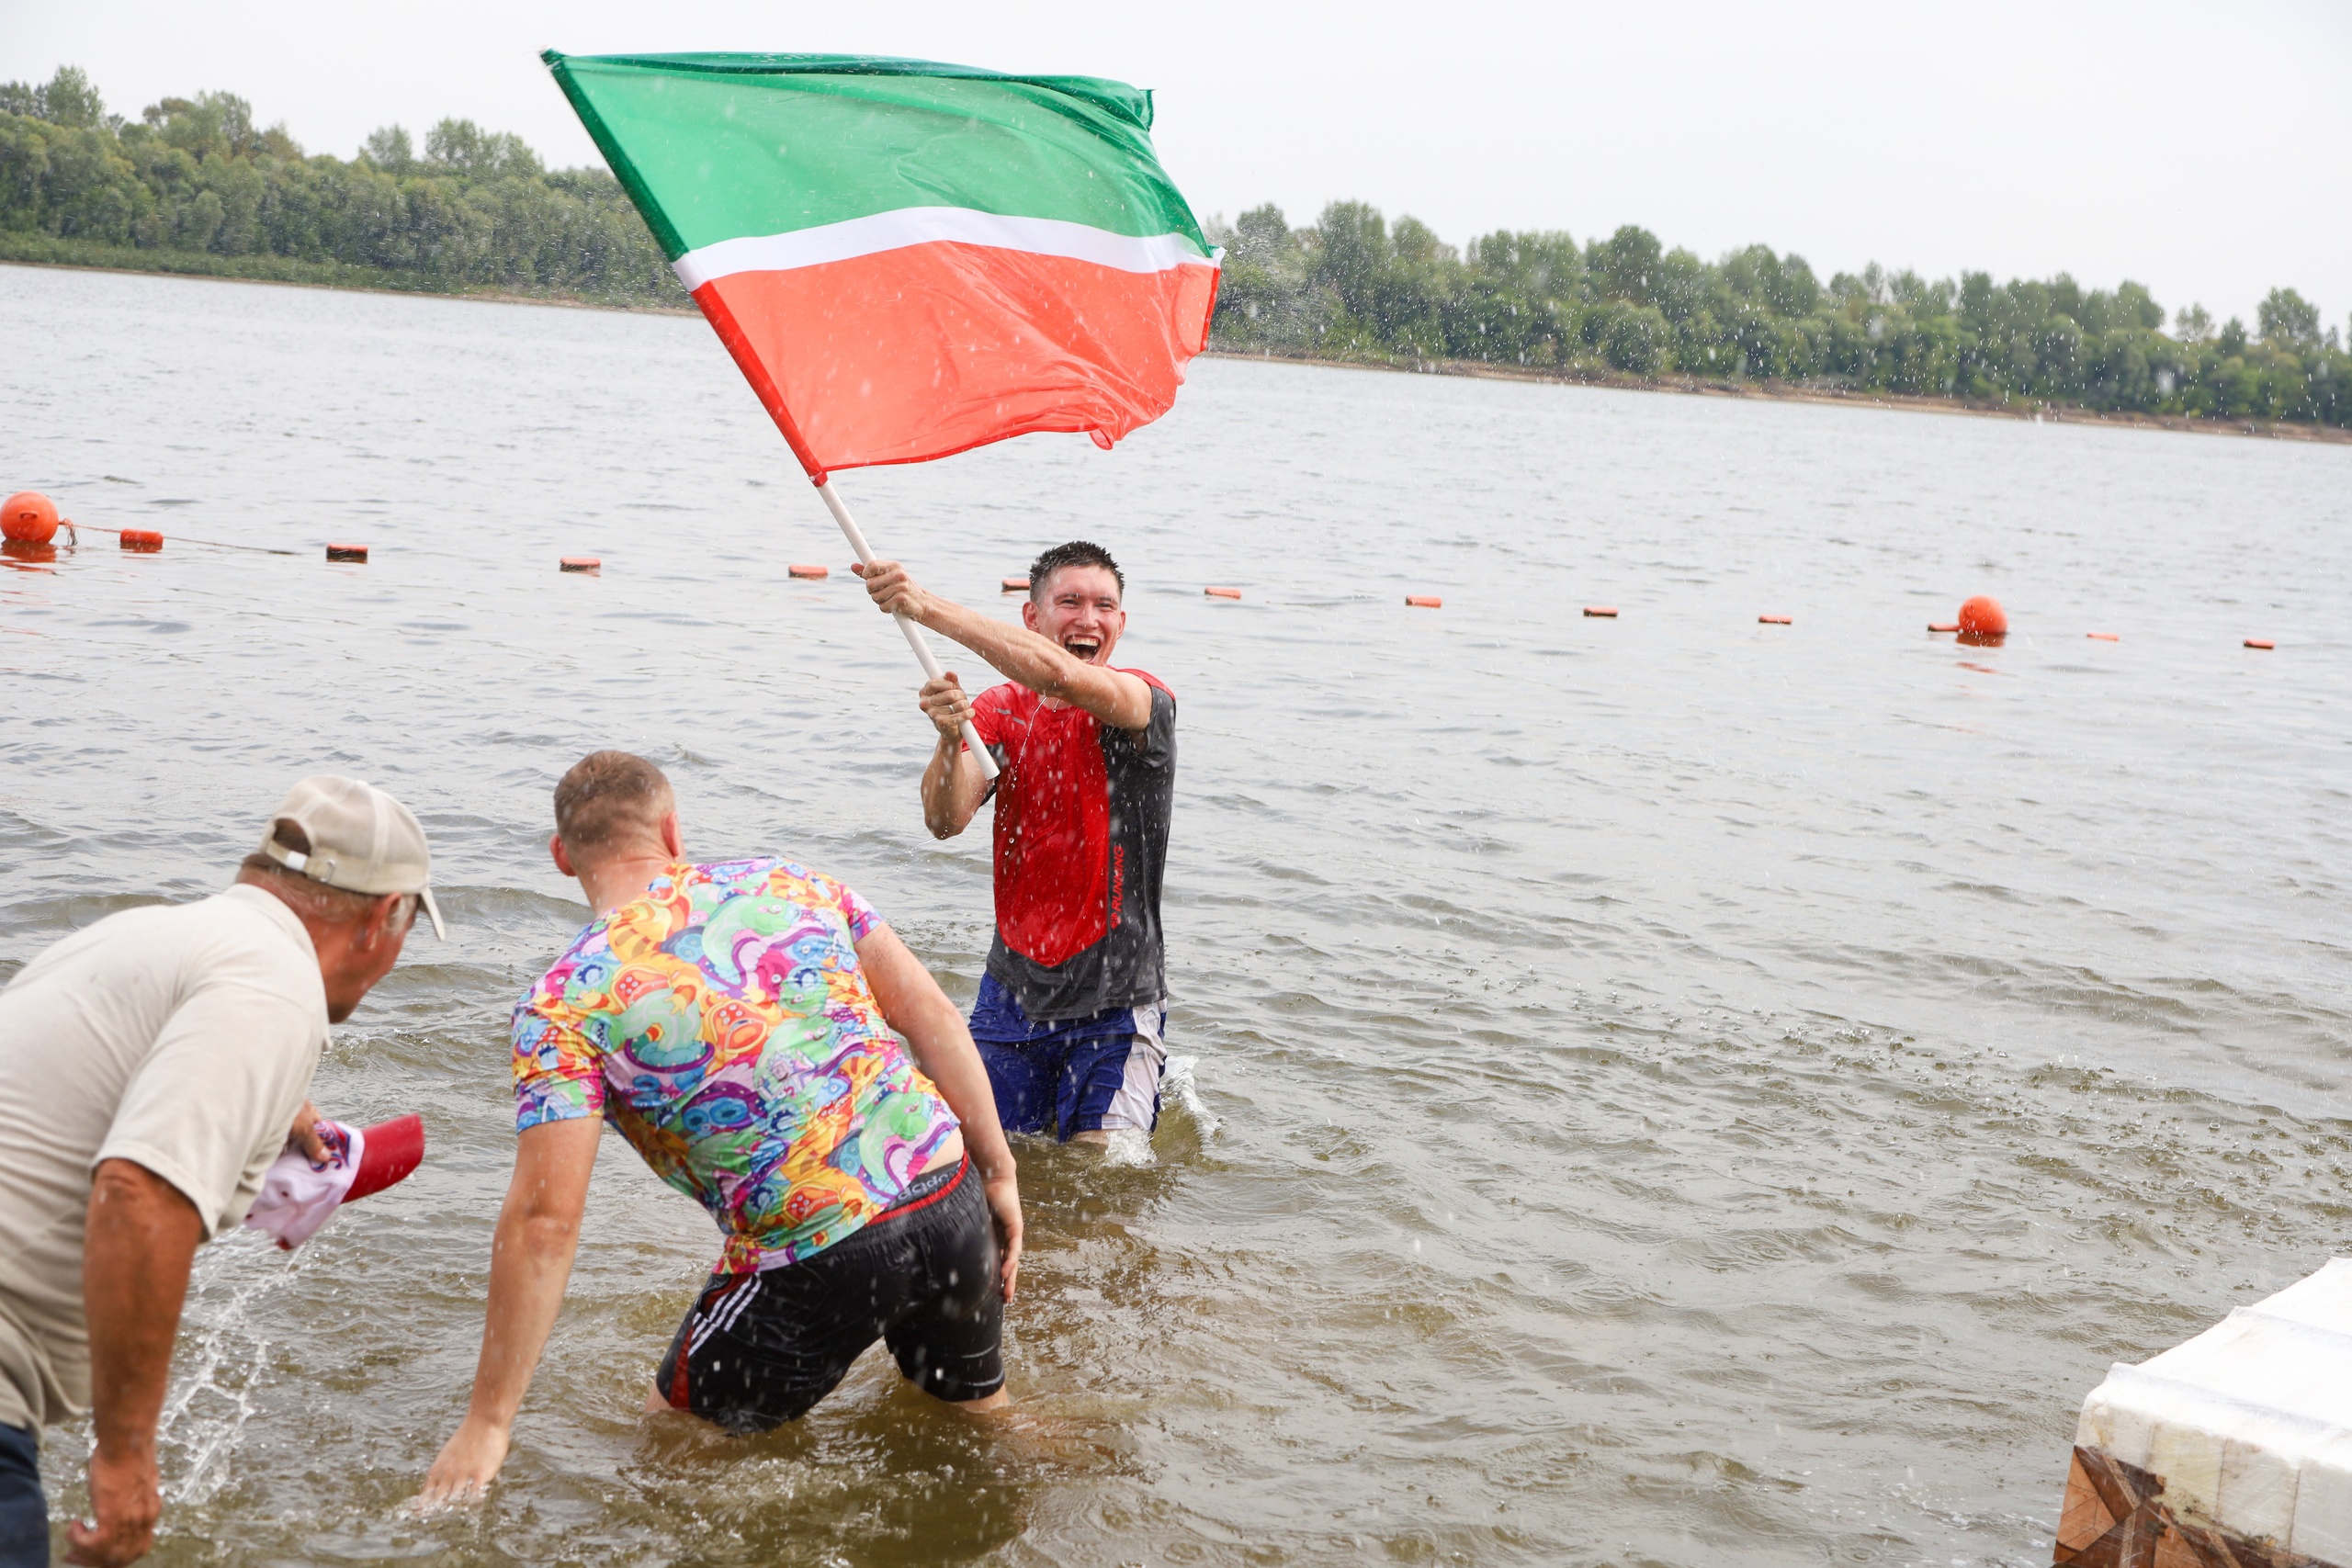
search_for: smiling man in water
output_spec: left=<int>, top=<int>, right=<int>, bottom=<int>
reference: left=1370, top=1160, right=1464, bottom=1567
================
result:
left=856, top=542, right=1176, bottom=1150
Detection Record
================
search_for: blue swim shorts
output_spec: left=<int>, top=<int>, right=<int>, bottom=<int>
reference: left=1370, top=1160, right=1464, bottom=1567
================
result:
left=967, top=975, right=1166, bottom=1142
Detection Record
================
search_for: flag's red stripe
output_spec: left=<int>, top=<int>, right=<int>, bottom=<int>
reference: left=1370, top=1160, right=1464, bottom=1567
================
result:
left=690, top=242, right=1219, bottom=476
left=693, top=284, right=829, bottom=479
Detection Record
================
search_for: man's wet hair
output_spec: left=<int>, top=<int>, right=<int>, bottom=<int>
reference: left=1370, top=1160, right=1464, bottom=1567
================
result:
left=554, top=750, right=675, bottom=853
left=1028, top=541, right=1124, bottom=603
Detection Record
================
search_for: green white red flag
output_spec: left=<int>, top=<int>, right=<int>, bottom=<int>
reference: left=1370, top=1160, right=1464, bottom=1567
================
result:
left=544, top=51, right=1222, bottom=478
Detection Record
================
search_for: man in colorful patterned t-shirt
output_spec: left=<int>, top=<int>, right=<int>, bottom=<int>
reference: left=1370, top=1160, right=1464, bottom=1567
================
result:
left=857, top=540, right=1175, bottom=1147
left=419, top=752, right=1021, bottom=1500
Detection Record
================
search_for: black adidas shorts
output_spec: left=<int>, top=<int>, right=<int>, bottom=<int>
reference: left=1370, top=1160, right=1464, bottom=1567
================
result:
left=655, top=1157, right=1004, bottom=1433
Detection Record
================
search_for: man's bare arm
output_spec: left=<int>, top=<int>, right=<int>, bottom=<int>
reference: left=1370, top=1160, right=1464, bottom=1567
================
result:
left=855, top=923, right=1023, bottom=1301
left=917, top=674, right=994, bottom=839
left=415, top=1117, right=602, bottom=1506
left=856, top=560, right=1151, bottom=731
left=71, top=1160, right=203, bottom=1568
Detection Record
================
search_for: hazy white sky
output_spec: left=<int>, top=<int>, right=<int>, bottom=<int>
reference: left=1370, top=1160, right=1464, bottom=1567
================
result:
left=5, top=0, right=2346, bottom=329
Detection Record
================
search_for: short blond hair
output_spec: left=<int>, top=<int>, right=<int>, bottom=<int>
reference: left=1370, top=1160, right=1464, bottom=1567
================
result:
left=553, top=750, right=674, bottom=853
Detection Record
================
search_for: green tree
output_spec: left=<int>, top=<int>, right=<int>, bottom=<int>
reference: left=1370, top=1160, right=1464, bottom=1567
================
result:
left=0, top=67, right=107, bottom=128
left=425, top=118, right=540, bottom=181
left=1592, top=224, right=1662, bottom=305
left=2257, top=288, right=2321, bottom=355
left=361, top=125, right=415, bottom=174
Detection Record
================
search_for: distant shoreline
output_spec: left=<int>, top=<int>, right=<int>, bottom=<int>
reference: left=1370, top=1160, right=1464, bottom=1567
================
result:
left=9, top=250, right=2345, bottom=446
left=0, top=243, right=697, bottom=318
left=1200, top=348, right=2352, bottom=446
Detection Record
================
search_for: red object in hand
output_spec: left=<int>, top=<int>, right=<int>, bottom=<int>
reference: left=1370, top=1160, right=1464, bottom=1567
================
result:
left=1957, top=595, right=2007, bottom=637
left=1, top=491, right=58, bottom=545
left=348, top=1113, right=425, bottom=1201
left=242, top=1112, right=428, bottom=1249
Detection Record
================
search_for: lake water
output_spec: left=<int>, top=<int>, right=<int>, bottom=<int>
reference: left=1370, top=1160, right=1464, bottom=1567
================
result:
left=4, top=261, right=2349, bottom=1567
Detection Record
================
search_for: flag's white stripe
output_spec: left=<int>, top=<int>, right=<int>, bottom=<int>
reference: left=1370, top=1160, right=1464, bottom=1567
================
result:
left=673, top=207, right=1218, bottom=291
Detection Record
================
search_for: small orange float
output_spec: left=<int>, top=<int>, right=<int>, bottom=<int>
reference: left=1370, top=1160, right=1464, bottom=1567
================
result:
left=119, top=529, right=163, bottom=552
left=787, top=563, right=829, bottom=580
left=560, top=556, right=600, bottom=573
left=1758, top=614, right=1791, bottom=625
left=326, top=543, right=368, bottom=563
left=1583, top=605, right=1618, bottom=618
left=2, top=491, right=59, bottom=545
left=1204, top=586, right=1241, bottom=600
left=1001, top=577, right=1029, bottom=592
left=1957, top=595, right=2007, bottom=637
left=2086, top=631, right=2118, bottom=641
left=1406, top=594, right=1442, bottom=608
left=1928, top=622, right=1960, bottom=633
left=2245, top=638, right=2275, bottom=649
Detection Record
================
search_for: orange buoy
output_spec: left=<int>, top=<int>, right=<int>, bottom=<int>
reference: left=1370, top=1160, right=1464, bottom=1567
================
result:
left=787, top=563, right=829, bottom=580
left=2245, top=637, right=2275, bottom=650
left=325, top=543, right=368, bottom=563
left=1001, top=577, right=1030, bottom=592
left=1758, top=614, right=1791, bottom=625
left=119, top=528, right=163, bottom=552
left=1957, top=595, right=2007, bottom=637
left=1406, top=594, right=1442, bottom=608
left=560, top=556, right=600, bottom=573
left=1928, top=622, right=1960, bottom=633
left=1, top=491, right=59, bottom=545
left=1583, top=605, right=1618, bottom=617
left=1204, top=586, right=1241, bottom=600
left=2086, top=631, right=2118, bottom=642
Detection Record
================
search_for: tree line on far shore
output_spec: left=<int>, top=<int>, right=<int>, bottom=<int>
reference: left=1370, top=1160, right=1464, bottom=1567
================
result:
left=1209, top=206, right=2348, bottom=427
left=0, top=67, right=679, bottom=304
left=3, top=66, right=2345, bottom=428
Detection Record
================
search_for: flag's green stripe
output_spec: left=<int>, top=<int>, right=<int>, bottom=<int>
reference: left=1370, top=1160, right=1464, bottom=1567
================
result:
left=543, top=51, right=1208, bottom=263
left=554, top=52, right=1154, bottom=130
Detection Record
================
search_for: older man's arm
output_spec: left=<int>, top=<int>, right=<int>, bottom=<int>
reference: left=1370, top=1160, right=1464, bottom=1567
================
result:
left=69, top=1160, right=203, bottom=1568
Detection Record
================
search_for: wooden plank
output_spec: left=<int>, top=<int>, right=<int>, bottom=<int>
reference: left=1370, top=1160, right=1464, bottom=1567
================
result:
left=2051, top=1445, right=2343, bottom=1568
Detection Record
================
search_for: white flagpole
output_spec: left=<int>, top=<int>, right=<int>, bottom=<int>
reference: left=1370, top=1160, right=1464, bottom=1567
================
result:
left=815, top=479, right=1001, bottom=783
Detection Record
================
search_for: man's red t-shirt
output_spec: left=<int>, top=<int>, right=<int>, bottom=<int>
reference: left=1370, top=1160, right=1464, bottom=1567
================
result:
left=969, top=671, right=1176, bottom=1021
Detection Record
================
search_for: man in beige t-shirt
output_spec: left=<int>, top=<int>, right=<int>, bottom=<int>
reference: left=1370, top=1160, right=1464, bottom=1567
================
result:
left=0, top=778, right=445, bottom=1568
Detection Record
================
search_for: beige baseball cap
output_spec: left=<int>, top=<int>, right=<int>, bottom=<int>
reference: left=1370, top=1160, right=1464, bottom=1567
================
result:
left=259, top=776, right=447, bottom=940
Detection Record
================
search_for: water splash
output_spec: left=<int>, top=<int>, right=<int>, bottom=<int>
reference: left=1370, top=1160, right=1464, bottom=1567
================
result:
left=158, top=1232, right=293, bottom=1506
left=1098, top=1127, right=1157, bottom=1166
left=1162, top=1054, right=1219, bottom=1138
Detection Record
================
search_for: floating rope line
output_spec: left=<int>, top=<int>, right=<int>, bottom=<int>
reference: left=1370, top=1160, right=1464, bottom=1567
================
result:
left=62, top=521, right=299, bottom=557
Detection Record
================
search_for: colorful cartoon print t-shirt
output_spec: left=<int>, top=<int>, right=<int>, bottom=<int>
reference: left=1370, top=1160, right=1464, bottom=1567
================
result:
left=513, top=859, right=958, bottom=1275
